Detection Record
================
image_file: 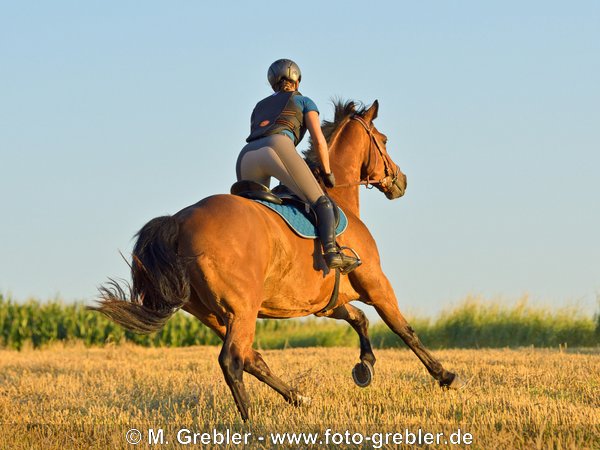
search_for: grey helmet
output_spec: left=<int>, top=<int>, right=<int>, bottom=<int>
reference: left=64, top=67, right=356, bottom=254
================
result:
left=267, top=59, right=301, bottom=90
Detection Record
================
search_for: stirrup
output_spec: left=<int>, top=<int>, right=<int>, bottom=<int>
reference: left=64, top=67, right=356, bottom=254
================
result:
left=338, top=246, right=362, bottom=274
left=324, top=247, right=362, bottom=274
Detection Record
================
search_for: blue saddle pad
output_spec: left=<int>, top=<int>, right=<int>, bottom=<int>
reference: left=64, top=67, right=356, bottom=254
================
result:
left=253, top=200, right=348, bottom=239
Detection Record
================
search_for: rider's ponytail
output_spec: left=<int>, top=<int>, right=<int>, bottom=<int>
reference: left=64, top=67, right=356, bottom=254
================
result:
left=274, top=78, right=296, bottom=92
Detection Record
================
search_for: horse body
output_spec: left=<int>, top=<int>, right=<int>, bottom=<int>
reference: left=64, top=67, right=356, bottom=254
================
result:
left=175, top=194, right=358, bottom=318
left=93, top=100, right=463, bottom=421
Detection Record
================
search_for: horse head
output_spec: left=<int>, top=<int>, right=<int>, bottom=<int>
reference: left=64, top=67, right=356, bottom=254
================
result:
left=307, top=100, right=407, bottom=202
left=352, top=100, right=407, bottom=199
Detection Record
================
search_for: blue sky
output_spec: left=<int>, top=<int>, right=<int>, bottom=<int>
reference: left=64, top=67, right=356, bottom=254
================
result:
left=1, top=1, right=599, bottom=317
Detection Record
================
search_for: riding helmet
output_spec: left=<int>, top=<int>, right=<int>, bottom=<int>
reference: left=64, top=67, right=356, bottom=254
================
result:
left=267, top=59, right=301, bottom=90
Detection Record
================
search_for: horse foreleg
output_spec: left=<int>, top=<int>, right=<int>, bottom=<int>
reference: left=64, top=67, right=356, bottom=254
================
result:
left=375, top=298, right=466, bottom=388
left=354, top=274, right=464, bottom=389
left=323, top=303, right=376, bottom=366
left=323, top=303, right=377, bottom=387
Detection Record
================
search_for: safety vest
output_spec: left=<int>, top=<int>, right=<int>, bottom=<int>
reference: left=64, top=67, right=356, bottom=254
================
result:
left=246, top=91, right=306, bottom=145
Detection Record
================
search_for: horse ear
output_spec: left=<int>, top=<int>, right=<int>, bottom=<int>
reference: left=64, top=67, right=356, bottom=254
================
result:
left=364, top=99, right=379, bottom=122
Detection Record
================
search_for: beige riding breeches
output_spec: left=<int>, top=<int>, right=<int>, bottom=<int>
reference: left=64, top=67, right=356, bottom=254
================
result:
left=236, top=134, right=324, bottom=204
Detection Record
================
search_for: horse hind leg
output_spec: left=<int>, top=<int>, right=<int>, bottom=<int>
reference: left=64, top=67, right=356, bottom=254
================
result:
left=211, top=325, right=311, bottom=409
left=244, top=350, right=311, bottom=407
left=185, top=309, right=252, bottom=418
left=183, top=299, right=227, bottom=340
left=322, top=303, right=376, bottom=387
left=218, top=316, right=254, bottom=421
left=184, top=299, right=308, bottom=412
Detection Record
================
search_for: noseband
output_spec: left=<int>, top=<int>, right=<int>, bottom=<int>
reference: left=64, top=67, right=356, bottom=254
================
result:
left=333, top=115, right=399, bottom=189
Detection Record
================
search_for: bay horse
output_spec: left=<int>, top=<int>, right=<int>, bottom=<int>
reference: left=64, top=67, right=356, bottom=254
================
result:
left=92, top=99, right=464, bottom=421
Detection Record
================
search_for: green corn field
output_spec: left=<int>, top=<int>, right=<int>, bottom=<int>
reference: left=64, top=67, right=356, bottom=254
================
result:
left=0, top=293, right=597, bottom=350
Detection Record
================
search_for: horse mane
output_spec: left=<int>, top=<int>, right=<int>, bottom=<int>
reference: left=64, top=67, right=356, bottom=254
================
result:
left=303, top=99, right=367, bottom=166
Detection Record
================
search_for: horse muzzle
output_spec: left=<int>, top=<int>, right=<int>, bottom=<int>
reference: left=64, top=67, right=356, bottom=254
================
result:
left=382, top=173, right=407, bottom=199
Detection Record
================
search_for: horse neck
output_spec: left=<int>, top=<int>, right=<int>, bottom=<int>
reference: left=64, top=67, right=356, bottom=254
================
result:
left=327, top=130, right=366, bottom=217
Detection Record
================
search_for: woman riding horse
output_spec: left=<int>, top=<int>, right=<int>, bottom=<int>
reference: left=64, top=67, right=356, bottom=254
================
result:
left=237, top=58, right=359, bottom=273
left=92, top=91, right=465, bottom=423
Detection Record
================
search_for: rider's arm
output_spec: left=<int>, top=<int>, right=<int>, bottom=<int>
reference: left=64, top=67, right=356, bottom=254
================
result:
left=304, top=110, right=332, bottom=174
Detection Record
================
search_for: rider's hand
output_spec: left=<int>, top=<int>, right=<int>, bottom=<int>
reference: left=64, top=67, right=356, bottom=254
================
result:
left=323, top=172, right=336, bottom=188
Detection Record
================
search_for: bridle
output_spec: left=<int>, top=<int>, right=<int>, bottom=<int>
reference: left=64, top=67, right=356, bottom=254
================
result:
left=332, top=115, right=400, bottom=190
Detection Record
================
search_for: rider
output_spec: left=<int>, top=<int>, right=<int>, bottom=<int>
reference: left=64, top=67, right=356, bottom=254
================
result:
left=236, top=58, right=360, bottom=273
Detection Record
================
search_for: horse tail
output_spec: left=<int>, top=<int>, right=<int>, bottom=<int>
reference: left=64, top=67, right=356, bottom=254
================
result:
left=90, top=215, right=190, bottom=334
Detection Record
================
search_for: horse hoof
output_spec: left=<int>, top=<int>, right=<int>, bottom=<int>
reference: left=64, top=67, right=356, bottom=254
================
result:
left=296, top=394, right=311, bottom=406
left=352, top=360, right=374, bottom=387
left=446, top=373, right=467, bottom=390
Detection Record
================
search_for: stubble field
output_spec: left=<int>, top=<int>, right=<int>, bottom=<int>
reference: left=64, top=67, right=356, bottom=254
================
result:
left=0, top=345, right=598, bottom=449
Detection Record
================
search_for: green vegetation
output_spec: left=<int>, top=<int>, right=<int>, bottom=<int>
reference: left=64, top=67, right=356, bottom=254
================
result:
left=0, top=293, right=598, bottom=350
left=370, top=298, right=599, bottom=349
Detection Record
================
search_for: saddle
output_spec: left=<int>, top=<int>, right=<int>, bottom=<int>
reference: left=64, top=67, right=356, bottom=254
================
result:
left=230, top=180, right=345, bottom=238
left=230, top=180, right=284, bottom=205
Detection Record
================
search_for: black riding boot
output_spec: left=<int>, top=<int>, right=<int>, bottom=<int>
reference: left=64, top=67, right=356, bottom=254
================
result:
left=312, top=195, right=361, bottom=273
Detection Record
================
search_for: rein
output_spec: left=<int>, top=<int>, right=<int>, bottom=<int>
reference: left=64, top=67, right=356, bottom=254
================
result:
left=331, top=115, right=399, bottom=189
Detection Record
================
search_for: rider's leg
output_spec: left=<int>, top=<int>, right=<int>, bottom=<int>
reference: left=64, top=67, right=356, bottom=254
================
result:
left=237, top=135, right=360, bottom=272
left=237, top=135, right=321, bottom=201
left=312, top=195, right=360, bottom=272
left=265, top=135, right=360, bottom=272
left=236, top=138, right=274, bottom=187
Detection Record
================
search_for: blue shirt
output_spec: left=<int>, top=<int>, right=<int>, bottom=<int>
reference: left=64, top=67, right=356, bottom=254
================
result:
left=280, top=94, right=319, bottom=144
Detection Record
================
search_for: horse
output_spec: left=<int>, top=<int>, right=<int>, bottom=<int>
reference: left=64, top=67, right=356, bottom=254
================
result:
left=92, top=99, right=464, bottom=421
